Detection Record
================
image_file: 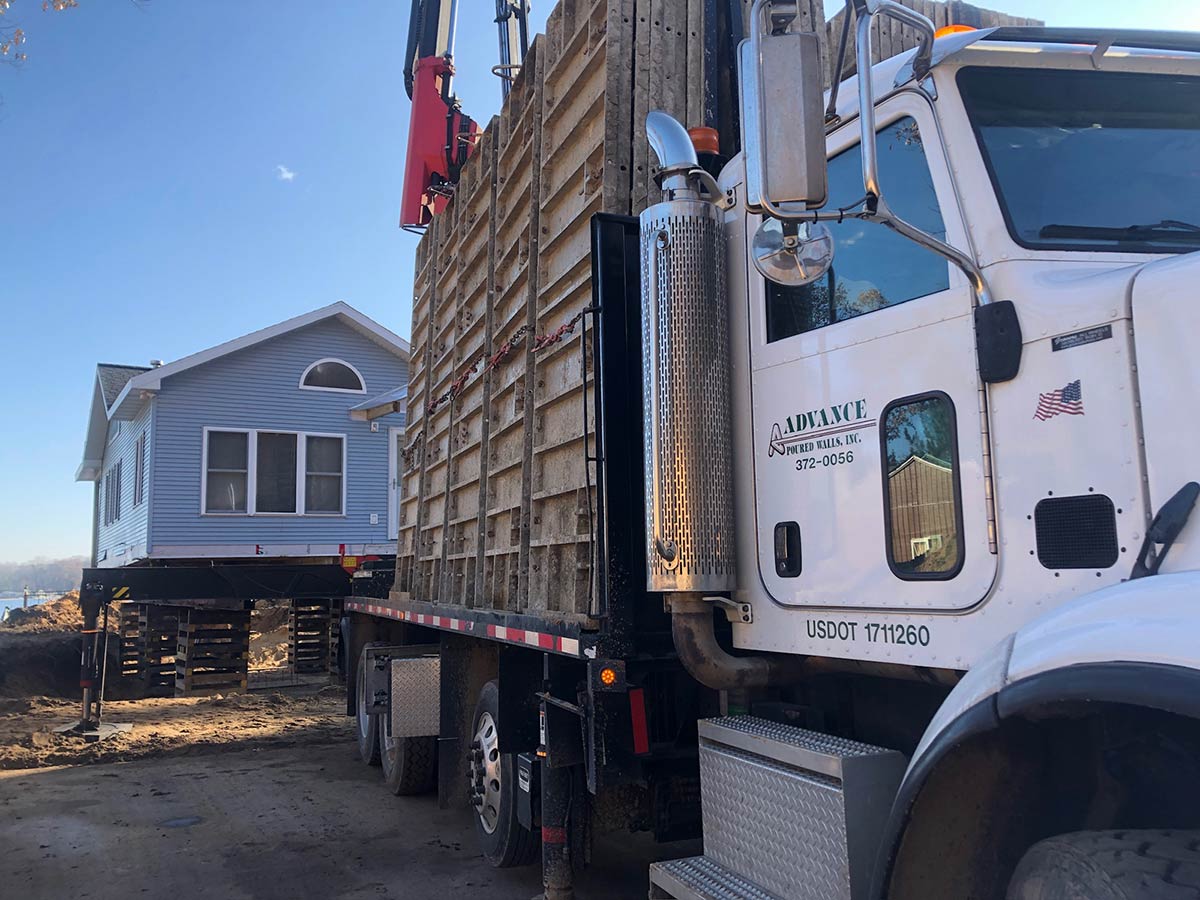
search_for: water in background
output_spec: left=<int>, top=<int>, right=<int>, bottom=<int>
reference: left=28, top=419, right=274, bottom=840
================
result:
left=0, top=592, right=53, bottom=623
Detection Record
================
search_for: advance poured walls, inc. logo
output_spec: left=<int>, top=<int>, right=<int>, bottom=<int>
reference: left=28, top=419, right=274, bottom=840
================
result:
left=768, top=398, right=876, bottom=459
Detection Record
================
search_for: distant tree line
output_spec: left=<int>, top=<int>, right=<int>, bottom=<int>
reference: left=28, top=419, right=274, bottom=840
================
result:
left=0, top=557, right=88, bottom=592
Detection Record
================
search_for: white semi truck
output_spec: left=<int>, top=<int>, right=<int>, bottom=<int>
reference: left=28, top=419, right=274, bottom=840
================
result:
left=344, top=2, right=1200, bottom=898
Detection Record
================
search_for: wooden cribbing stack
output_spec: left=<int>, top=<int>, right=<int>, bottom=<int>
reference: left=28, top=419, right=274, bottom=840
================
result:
left=174, top=607, right=250, bottom=696
left=288, top=599, right=333, bottom=674
left=116, top=602, right=179, bottom=697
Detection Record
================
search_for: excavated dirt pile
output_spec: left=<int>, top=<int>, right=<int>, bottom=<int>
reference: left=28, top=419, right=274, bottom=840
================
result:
left=249, top=600, right=291, bottom=671
left=0, top=593, right=100, bottom=700
left=3, top=591, right=84, bottom=632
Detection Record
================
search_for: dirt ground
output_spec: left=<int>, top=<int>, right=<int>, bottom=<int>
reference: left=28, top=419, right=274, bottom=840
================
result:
left=0, top=688, right=348, bottom=770
left=0, top=689, right=691, bottom=899
left=0, top=598, right=692, bottom=896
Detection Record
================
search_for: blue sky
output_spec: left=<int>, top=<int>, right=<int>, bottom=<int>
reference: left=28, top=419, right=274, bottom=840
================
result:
left=0, top=0, right=1193, bottom=564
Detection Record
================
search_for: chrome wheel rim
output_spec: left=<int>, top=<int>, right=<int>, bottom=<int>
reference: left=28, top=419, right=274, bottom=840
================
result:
left=469, top=711, right=501, bottom=834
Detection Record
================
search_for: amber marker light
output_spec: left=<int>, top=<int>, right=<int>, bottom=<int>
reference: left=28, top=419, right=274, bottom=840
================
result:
left=599, top=667, right=618, bottom=687
left=934, top=24, right=976, bottom=38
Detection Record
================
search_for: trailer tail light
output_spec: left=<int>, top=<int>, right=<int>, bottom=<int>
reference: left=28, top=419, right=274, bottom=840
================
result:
left=629, top=688, right=650, bottom=756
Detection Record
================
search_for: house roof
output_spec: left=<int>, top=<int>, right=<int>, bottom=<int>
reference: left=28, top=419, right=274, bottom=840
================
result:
left=77, top=301, right=410, bottom=482
left=349, top=385, right=408, bottom=421
left=97, top=364, right=151, bottom=409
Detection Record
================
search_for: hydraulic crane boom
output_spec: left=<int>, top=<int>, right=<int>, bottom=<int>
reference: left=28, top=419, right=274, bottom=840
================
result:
left=400, top=0, right=529, bottom=228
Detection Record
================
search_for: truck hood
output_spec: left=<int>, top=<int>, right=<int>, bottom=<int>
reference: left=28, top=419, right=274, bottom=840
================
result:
left=1131, top=250, right=1200, bottom=573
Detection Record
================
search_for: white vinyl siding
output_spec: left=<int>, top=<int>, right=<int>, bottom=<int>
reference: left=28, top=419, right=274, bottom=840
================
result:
left=201, top=427, right=345, bottom=516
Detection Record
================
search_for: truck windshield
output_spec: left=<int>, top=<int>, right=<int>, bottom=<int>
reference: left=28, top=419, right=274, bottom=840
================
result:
left=957, top=67, right=1200, bottom=253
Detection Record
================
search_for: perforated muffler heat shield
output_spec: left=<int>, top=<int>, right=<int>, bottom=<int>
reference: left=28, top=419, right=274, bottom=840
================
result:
left=641, top=198, right=736, bottom=593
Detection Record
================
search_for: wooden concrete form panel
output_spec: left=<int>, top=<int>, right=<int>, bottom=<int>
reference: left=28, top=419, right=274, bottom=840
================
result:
left=481, top=39, right=545, bottom=613
left=398, top=215, right=440, bottom=596
left=442, top=127, right=497, bottom=610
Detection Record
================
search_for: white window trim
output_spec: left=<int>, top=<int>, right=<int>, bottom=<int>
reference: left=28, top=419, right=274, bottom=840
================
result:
left=200, top=426, right=347, bottom=517
left=298, top=358, right=367, bottom=395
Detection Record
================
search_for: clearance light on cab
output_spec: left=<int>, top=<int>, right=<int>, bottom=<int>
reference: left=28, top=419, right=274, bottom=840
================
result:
left=934, top=24, right=977, bottom=38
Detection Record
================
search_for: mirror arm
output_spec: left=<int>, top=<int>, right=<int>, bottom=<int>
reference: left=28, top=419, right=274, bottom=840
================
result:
left=824, top=0, right=855, bottom=126
left=876, top=203, right=994, bottom=305
left=849, top=2, right=990, bottom=305
left=867, top=0, right=934, bottom=79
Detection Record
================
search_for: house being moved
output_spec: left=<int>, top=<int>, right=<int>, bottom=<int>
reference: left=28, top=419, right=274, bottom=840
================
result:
left=77, top=301, right=409, bottom=568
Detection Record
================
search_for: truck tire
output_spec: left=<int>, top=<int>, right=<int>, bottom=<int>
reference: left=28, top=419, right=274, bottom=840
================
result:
left=469, top=680, right=539, bottom=868
left=356, top=644, right=382, bottom=766
left=1007, top=830, right=1200, bottom=900
left=379, top=725, right=437, bottom=796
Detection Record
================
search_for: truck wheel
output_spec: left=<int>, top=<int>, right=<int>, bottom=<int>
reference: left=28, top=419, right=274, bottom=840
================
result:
left=356, top=644, right=381, bottom=766
left=1007, top=830, right=1200, bottom=900
left=469, top=680, right=539, bottom=868
left=379, top=724, right=437, bottom=795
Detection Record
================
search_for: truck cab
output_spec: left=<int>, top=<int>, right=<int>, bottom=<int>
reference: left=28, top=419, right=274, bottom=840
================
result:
left=648, top=14, right=1200, bottom=900
left=729, top=28, right=1200, bottom=669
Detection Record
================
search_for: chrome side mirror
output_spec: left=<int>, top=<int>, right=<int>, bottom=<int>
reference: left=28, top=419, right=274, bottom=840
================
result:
left=752, top=218, right=834, bottom=286
left=740, top=0, right=828, bottom=218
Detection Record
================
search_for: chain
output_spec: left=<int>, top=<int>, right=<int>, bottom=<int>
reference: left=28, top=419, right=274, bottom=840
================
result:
left=424, top=308, right=589, bottom=416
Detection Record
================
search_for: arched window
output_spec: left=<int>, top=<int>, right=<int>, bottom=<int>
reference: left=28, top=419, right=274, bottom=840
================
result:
left=300, top=359, right=365, bottom=394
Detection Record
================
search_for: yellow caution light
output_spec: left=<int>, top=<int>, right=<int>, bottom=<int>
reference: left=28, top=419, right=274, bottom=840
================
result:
left=934, top=24, right=976, bottom=38
left=599, top=667, right=618, bottom=687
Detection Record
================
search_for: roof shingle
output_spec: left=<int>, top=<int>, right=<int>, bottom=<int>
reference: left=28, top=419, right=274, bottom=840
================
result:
left=97, top=364, right=151, bottom=409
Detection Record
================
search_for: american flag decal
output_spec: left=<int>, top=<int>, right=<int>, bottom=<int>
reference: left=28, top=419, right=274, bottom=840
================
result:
left=1033, top=379, right=1084, bottom=420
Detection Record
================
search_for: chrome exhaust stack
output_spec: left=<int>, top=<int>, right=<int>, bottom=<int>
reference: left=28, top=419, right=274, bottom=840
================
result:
left=640, top=110, right=736, bottom=596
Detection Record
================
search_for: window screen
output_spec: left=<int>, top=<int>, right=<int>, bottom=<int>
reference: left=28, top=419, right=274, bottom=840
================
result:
left=882, top=394, right=962, bottom=579
left=766, top=116, right=948, bottom=342
left=256, top=432, right=298, bottom=513
left=305, top=435, right=344, bottom=514
left=205, top=431, right=249, bottom=513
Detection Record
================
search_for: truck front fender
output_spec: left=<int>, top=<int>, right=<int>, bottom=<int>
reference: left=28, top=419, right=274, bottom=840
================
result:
left=873, top=571, right=1200, bottom=898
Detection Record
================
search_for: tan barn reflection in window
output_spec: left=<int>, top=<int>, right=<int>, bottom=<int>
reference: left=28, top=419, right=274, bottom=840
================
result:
left=883, top=397, right=961, bottom=577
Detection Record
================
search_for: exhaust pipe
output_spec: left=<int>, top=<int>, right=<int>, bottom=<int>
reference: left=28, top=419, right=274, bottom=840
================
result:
left=670, top=595, right=807, bottom=689
left=671, top=595, right=961, bottom=690
left=640, top=111, right=735, bottom=595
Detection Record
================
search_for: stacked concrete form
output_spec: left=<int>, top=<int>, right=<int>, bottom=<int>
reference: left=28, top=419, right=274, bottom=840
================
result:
left=395, top=0, right=1039, bottom=622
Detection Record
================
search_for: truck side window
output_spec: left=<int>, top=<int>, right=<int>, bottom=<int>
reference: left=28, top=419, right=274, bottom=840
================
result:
left=881, top=394, right=963, bottom=579
left=765, top=116, right=949, bottom=343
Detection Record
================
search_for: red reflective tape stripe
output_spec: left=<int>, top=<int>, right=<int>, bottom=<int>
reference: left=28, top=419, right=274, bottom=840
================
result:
left=487, top=624, right=498, bottom=638
left=541, top=825, right=568, bottom=844
left=80, top=680, right=95, bottom=687
left=508, top=629, right=526, bottom=643
left=629, top=688, right=650, bottom=756
left=538, top=632, right=555, bottom=650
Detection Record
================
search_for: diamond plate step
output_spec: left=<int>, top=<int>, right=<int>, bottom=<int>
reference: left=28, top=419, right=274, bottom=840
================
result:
left=695, top=716, right=907, bottom=900
left=649, top=856, right=781, bottom=900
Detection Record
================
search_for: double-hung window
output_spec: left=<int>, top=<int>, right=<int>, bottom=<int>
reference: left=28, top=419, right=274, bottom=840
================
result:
left=103, top=460, right=123, bottom=526
left=133, top=432, right=146, bottom=507
left=203, top=428, right=344, bottom=516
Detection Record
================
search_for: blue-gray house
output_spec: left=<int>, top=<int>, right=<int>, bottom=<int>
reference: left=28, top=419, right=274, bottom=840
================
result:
left=76, top=302, right=409, bottom=568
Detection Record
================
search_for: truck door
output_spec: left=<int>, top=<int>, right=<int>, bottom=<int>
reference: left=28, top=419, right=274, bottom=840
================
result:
left=747, top=93, right=996, bottom=611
